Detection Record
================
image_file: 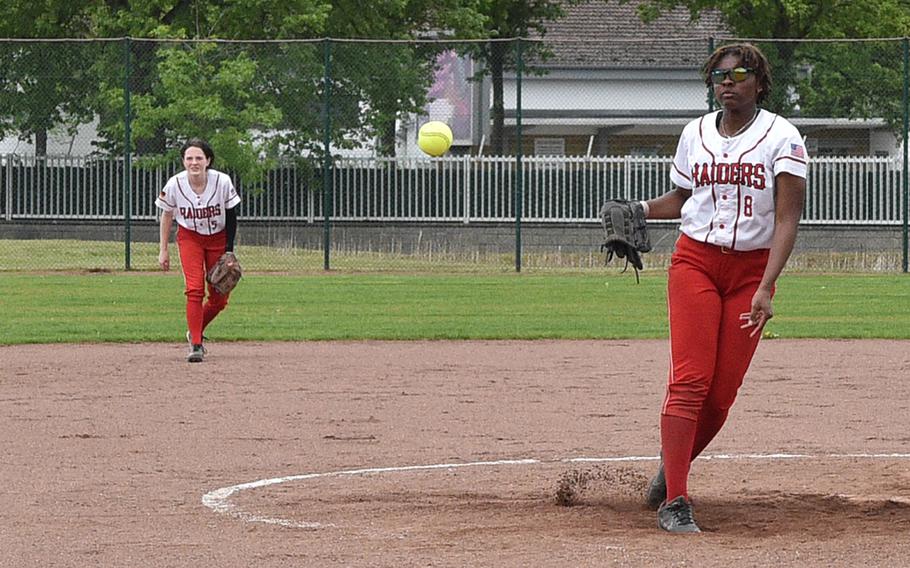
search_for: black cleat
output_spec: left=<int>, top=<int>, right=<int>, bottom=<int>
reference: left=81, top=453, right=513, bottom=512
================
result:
left=657, top=495, right=701, bottom=533
left=645, top=460, right=666, bottom=511
left=186, top=330, right=209, bottom=347
left=186, top=344, right=206, bottom=363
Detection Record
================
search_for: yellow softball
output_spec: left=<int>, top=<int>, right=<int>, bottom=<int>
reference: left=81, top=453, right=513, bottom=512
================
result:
left=417, top=121, right=453, bottom=157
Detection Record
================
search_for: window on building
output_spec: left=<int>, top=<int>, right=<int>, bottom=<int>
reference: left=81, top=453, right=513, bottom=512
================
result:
left=534, top=138, right=565, bottom=156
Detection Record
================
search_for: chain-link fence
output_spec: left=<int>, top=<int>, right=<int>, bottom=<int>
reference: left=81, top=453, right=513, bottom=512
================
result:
left=1, top=38, right=907, bottom=272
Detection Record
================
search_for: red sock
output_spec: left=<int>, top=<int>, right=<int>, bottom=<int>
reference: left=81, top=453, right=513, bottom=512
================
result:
left=202, top=304, right=219, bottom=331
left=186, top=297, right=204, bottom=345
left=690, top=407, right=729, bottom=461
left=201, top=293, right=228, bottom=333
left=661, top=413, right=697, bottom=503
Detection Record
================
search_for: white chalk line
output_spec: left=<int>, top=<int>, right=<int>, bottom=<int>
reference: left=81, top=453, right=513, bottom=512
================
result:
left=201, top=452, right=910, bottom=529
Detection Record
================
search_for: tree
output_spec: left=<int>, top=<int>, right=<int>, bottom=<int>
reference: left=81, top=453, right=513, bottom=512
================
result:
left=85, top=0, right=331, bottom=180
left=320, top=1, right=486, bottom=155
left=86, top=0, right=482, bottom=162
left=451, top=0, right=583, bottom=155
left=1, top=0, right=579, bottom=162
left=86, top=0, right=331, bottom=40
left=130, top=43, right=284, bottom=180
left=0, top=0, right=100, bottom=156
left=632, top=1, right=910, bottom=128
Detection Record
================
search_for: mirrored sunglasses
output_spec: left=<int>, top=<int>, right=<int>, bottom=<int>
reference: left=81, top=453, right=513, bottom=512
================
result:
left=710, top=67, right=754, bottom=84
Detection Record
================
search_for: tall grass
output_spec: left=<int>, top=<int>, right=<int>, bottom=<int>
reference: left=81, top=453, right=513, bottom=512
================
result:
left=1, top=238, right=906, bottom=273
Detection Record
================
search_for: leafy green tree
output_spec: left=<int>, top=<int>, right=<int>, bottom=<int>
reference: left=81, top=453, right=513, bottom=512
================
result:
left=86, top=0, right=331, bottom=40
left=130, top=43, right=283, bottom=181
left=321, top=1, right=485, bottom=156
left=453, top=0, right=583, bottom=155
left=632, top=0, right=910, bottom=128
left=0, top=0, right=100, bottom=155
left=86, top=0, right=482, bottom=162
left=84, top=0, right=331, bottom=179
left=2, top=0, right=585, bottom=162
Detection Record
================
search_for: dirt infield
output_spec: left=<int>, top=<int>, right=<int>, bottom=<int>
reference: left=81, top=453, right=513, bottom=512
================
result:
left=2, top=339, right=909, bottom=567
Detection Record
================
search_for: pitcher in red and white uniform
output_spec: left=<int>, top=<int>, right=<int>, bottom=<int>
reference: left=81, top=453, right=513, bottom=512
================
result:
left=156, top=138, right=241, bottom=363
left=641, top=43, right=808, bottom=533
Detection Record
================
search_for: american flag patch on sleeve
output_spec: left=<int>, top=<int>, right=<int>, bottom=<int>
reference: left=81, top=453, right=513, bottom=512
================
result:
left=790, top=143, right=805, bottom=158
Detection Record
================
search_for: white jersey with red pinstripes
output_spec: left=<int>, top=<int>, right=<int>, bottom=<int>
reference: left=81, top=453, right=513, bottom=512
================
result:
left=669, top=109, right=808, bottom=251
left=155, top=169, right=241, bottom=236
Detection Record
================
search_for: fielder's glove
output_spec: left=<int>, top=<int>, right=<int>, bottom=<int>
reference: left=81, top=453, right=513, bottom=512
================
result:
left=599, top=199, right=651, bottom=282
left=207, top=252, right=242, bottom=295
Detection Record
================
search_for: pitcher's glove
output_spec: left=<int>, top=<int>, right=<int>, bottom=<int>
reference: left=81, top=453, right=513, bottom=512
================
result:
left=599, top=200, right=651, bottom=282
left=207, top=252, right=242, bottom=295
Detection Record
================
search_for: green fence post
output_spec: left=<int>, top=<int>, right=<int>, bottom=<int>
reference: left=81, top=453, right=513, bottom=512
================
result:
left=124, top=37, right=132, bottom=270
left=322, top=39, right=333, bottom=271
left=903, top=37, right=908, bottom=273
left=708, top=37, right=715, bottom=113
left=515, top=38, right=523, bottom=273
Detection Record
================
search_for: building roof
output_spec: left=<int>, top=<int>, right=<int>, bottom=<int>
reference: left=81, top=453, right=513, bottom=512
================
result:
left=537, top=0, right=730, bottom=69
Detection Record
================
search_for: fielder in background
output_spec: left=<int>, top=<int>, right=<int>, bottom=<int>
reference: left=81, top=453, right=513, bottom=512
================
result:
left=156, top=138, right=241, bottom=363
left=640, top=43, right=807, bottom=533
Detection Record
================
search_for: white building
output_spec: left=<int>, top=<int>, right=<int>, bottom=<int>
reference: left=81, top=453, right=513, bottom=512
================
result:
left=2, top=1, right=902, bottom=159
left=496, top=1, right=900, bottom=158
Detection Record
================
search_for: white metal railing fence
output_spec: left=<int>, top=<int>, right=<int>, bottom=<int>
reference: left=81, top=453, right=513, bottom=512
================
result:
left=1, top=154, right=905, bottom=225
left=331, top=155, right=678, bottom=223
left=804, top=156, right=904, bottom=224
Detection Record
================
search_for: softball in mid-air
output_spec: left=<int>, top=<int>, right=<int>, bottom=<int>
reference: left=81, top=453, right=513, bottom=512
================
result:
left=417, top=121, right=453, bottom=157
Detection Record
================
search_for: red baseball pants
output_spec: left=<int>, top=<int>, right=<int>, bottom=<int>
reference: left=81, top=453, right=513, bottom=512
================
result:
left=661, top=233, right=772, bottom=503
left=176, top=226, right=230, bottom=345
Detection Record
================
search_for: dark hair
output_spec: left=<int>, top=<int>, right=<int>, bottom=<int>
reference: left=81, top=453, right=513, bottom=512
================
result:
left=703, top=43, right=772, bottom=105
left=180, top=138, right=215, bottom=167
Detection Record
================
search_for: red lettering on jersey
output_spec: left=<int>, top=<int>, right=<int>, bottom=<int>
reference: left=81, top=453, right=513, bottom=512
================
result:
left=729, top=163, right=741, bottom=185
left=753, top=164, right=766, bottom=190
left=692, top=161, right=766, bottom=190
left=699, top=165, right=711, bottom=187
left=179, top=206, right=225, bottom=219
left=740, top=163, right=753, bottom=184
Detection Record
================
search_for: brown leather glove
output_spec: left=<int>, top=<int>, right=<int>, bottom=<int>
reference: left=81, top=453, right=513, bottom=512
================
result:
left=206, top=252, right=242, bottom=295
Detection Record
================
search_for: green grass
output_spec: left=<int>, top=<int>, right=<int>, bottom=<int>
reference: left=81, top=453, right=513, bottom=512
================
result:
left=0, top=271, right=907, bottom=344
left=3, top=238, right=907, bottom=273
left=0, top=238, right=520, bottom=272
